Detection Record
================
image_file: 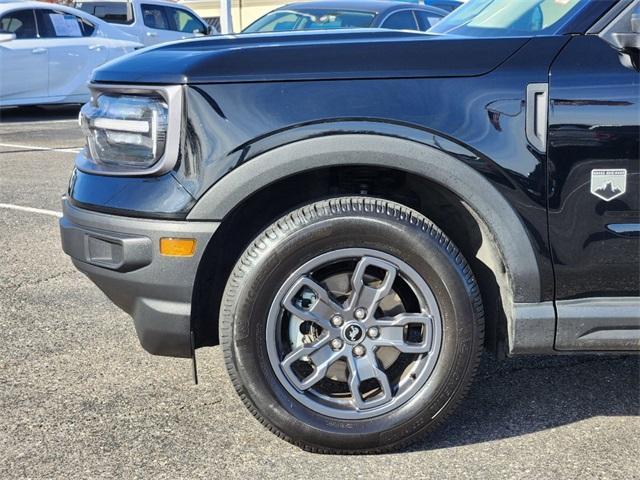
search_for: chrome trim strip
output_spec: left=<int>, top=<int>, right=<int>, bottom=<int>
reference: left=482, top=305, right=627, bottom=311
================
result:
left=607, top=223, right=640, bottom=235
left=75, top=83, right=183, bottom=177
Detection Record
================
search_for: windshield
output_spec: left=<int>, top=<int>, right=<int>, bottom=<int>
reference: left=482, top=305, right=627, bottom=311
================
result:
left=243, top=9, right=376, bottom=33
left=429, top=0, right=589, bottom=37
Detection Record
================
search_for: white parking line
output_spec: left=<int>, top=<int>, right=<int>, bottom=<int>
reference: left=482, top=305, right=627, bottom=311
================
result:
left=0, top=118, right=78, bottom=125
left=0, top=203, right=62, bottom=218
left=0, top=142, right=80, bottom=154
left=23, top=118, right=78, bottom=124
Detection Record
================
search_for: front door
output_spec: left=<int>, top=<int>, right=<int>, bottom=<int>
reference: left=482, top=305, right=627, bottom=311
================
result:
left=35, top=9, right=107, bottom=101
left=547, top=9, right=640, bottom=350
left=140, top=4, right=206, bottom=46
left=140, top=3, right=175, bottom=45
left=0, top=8, right=48, bottom=104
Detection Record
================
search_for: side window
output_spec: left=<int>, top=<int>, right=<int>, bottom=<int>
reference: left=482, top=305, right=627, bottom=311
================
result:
left=415, top=11, right=443, bottom=31
left=35, top=10, right=95, bottom=38
left=426, top=1, right=459, bottom=13
left=141, top=4, right=170, bottom=30
left=82, top=2, right=134, bottom=25
left=166, top=7, right=205, bottom=34
left=380, top=10, right=418, bottom=31
left=253, top=12, right=302, bottom=32
left=0, top=9, right=37, bottom=39
left=78, top=17, right=96, bottom=36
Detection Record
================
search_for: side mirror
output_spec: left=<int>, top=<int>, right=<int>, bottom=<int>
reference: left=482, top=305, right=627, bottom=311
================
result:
left=206, top=24, right=214, bottom=35
left=611, top=11, right=640, bottom=50
left=603, top=8, right=640, bottom=70
left=0, top=32, right=16, bottom=43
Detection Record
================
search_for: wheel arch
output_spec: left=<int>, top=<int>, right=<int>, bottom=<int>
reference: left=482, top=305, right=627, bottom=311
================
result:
left=189, top=134, right=542, bottom=353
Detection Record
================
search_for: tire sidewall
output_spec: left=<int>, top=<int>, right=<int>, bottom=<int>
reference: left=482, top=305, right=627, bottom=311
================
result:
left=224, top=206, right=480, bottom=451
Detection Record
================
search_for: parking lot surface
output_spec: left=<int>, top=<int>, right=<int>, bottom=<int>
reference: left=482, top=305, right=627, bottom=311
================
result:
left=1, top=107, right=639, bottom=479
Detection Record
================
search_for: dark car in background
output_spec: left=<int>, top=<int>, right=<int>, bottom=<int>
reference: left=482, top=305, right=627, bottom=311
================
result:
left=411, top=0, right=463, bottom=13
left=243, top=0, right=449, bottom=33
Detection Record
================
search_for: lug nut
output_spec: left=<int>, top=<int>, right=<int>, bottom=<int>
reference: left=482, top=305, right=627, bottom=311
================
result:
left=354, top=307, right=367, bottom=320
left=330, top=314, right=344, bottom=327
left=367, top=326, right=380, bottom=339
left=352, top=344, right=366, bottom=357
left=330, top=338, right=344, bottom=351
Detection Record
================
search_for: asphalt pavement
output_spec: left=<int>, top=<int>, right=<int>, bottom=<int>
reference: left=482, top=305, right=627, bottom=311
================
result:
left=0, top=106, right=639, bottom=479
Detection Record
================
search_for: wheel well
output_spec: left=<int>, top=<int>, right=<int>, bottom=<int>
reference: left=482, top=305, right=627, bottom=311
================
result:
left=192, top=165, right=511, bottom=354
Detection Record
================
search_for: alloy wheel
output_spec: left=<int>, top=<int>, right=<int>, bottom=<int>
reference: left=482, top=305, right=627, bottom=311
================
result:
left=266, top=248, right=443, bottom=420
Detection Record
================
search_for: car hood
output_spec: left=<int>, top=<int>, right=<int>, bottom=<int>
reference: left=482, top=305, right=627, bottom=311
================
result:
left=92, top=29, right=529, bottom=84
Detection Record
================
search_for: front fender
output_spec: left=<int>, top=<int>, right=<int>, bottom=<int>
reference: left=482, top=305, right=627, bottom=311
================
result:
left=187, top=133, right=541, bottom=305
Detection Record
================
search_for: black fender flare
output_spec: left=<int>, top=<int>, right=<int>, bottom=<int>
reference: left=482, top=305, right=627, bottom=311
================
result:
left=187, top=134, right=541, bottom=304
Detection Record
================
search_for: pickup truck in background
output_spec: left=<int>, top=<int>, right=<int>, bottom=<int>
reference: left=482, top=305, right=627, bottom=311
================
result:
left=74, top=0, right=214, bottom=45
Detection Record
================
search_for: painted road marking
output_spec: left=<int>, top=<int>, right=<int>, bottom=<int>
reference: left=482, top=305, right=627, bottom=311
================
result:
left=0, top=142, right=80, bottom=154
left=0, top=203, right=62, bottom=218
left=0, top=118, right=78, bottom=125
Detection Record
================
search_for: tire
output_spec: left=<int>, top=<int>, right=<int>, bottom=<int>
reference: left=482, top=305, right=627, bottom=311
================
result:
left=220, top=196, right=484, bottom=454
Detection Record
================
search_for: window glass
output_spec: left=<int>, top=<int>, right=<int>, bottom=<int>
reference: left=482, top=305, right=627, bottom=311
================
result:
left=424, top=1, right=461, bottom=13
left=381, top=10, right=418, bottom=30
left=78, top=17, right=95, bottom=36
left=244, top=12, right=301, bottom=32
left=36, top=10, right=95, bottom=38
left=141, top=4, right=169, bottom=30
left=166, top=7, right=205, bottom=33
left=0, top=9, right=37, bottom=39
left=76, top=2, right=133, bottom=25
left=429, top=0, right=588, bottom=37
left=391, top=0, right=462, bottom=11
left=243, top=9, right=375, bottom=33
left=415, top=10, right=442, bottom=31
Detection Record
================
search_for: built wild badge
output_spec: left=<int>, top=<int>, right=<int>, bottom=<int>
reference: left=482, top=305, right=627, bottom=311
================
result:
left=591, top=169, right=627, bottom=202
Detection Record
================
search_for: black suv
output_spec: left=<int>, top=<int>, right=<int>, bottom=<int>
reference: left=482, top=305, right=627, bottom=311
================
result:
left=60, top=0, right=640, bottom=454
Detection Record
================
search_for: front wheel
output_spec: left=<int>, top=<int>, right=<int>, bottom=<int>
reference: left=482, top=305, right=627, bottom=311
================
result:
left=220, top=197, right=484, bottom=453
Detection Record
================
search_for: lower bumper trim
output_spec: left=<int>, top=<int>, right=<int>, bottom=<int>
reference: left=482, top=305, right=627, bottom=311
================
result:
left=61, top=199, right=219, bottom=358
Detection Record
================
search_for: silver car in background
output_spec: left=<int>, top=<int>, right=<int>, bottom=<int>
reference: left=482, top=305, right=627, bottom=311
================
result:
left=0, top=1, right=141, bottom=107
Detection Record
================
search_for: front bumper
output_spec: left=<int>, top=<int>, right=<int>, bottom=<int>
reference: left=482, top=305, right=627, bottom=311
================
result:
left=59, top=199, right=219, bottom=358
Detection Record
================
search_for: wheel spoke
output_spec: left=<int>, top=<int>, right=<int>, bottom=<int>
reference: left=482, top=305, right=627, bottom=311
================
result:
left=375, top=313, right=433, bottom=353
left=268, top=248, right=444, bottom=419
left=281, top=336, right=342, bottom=391
left=282, top=276, right=342, bottom=330
left=347, top=352, right=393, bottom=410
left=346, top=256, right=397, bottom=316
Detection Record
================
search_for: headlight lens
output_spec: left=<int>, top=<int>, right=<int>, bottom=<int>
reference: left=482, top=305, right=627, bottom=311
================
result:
left=80, top=93, right=169, bottom=169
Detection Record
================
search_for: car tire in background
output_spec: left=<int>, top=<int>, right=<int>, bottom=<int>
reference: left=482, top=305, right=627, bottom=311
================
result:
left=220, top=197, right=484, bottom=453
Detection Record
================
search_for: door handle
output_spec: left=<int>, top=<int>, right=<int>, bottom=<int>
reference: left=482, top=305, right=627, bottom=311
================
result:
left=31, top=47, right=47, bottom=54
left=146, top=32, right=157, bottom=37
left=526, top=83, right=548, bottom=153
left=89, top=45, right=104, bottom=50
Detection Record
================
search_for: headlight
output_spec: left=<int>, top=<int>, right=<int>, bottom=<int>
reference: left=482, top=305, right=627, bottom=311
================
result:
left=76, top=84, right=182, bottom=176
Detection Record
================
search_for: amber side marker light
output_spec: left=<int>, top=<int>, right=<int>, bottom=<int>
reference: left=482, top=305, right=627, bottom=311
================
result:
left=160, top=238, right=197, bottom=257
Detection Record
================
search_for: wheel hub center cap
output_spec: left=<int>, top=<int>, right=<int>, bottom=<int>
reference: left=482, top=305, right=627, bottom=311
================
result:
left=342, top=322, right=364, bottom=344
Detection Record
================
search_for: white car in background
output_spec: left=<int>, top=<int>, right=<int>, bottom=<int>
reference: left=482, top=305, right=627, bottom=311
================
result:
left=0, top=1, right=142, bottom=107
left=74, top=0, right=214, bottom=46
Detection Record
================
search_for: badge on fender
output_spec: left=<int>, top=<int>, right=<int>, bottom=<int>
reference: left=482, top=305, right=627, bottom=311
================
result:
left=590, top=169, right=627, bottom=201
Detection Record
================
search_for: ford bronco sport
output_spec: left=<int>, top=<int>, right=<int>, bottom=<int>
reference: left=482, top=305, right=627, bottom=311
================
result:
left=60, top=0, right=640, bottom=453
